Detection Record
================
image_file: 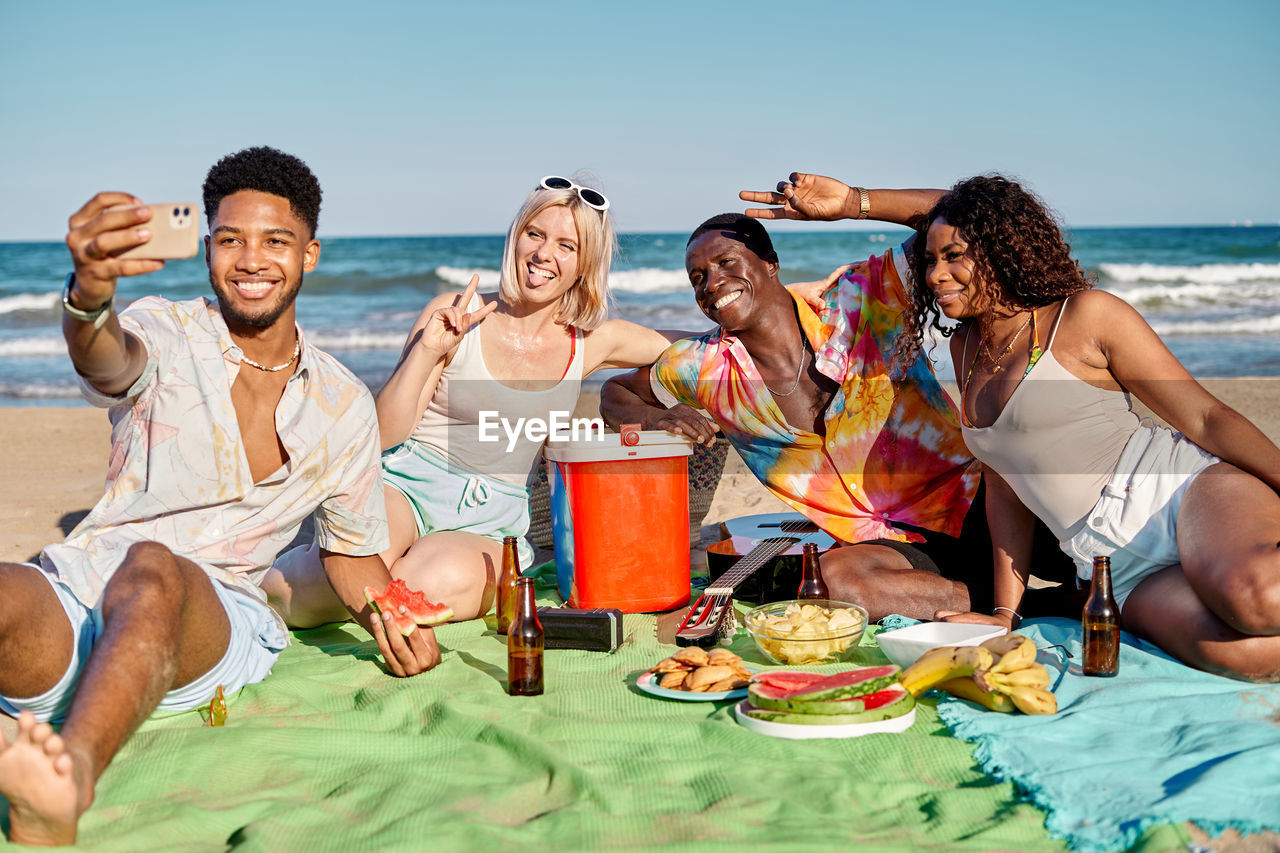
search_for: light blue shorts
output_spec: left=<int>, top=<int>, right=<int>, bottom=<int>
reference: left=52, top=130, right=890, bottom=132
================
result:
left=1064, top=424, right=1220, bottom=608
left=381, top=440, right=534, bottom=569
left=0, top=566, right=287, bottom=724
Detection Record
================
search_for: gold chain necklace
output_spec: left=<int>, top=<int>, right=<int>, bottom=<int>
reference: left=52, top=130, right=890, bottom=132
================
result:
left=981, top=313, right=1032, bottom=373
left=241, top=338, right=300, bottom=372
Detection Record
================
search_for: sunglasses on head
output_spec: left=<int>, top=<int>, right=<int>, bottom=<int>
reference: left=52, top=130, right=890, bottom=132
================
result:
left=540, top=176, right=610, bottom=214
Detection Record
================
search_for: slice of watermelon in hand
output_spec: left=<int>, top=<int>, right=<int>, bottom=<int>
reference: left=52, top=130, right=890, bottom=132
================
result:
left=363, top=578, right=454, bottom=637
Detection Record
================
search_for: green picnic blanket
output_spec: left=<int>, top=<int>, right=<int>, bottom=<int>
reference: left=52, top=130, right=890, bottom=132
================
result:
left=0, top=569, right=1193, bottom=851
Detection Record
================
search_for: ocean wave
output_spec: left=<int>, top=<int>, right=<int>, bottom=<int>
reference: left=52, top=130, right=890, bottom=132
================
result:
left=1099, top=262, right=1280, bottom=284
left=1106, top=280, right=1280, bottom=307
left=0, top=336, right=64, bottom=356
left=1150, top=313, right=1280, bottom=336
left=0, top=381, right=79, bottom=399
left=609, top=268, right=690, bottom=294
left=307, top=330, right=407, bottom=351
left=0, top=291, right=60, bottom=315
left=435, top=266, right=501, bottom=287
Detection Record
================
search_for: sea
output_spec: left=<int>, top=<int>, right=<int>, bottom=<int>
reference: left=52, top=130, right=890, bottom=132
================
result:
left=1, top=225, right=1278, bottom=406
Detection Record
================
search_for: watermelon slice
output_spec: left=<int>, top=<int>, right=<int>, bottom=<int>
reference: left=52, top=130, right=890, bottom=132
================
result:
left=742, top=684, right=914, bottom=725
left=363, top=579, right=453, bottom=637
left=749, top=671, right=830, bottom=692
left=749, top=682, right=912, bottom=716
left=748, top=665, right=901, bottom=703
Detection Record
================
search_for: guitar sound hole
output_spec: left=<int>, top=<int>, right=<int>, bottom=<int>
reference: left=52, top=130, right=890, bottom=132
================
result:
left=777, top=521, right=820, bottom=534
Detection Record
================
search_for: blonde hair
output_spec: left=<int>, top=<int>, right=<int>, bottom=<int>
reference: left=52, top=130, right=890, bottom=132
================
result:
left=498, top=178, right=616, bottom=330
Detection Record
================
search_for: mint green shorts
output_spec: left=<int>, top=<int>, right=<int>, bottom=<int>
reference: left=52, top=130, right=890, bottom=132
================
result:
left=380, top=440, right=534, bottom=569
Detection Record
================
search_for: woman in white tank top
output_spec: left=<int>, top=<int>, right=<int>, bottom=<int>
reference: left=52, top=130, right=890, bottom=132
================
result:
left=894, top=175, right=1280, bottom=683
left=272, top=177, right=691, bottom=627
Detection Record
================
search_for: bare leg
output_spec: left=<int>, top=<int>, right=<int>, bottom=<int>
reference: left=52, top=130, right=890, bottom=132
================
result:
left=820, top=544, right=971, bottom=621
left=263, top=543, right=350, bottom=628
left=263, top=485, right=423, bottom=628
left=1123, top=463, right=1280, bottom=681
left=389, top=531, right=500, bottom=621
left=0, top=543, right=231, bottom=845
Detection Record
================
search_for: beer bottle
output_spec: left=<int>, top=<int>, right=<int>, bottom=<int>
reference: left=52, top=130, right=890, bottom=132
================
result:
left=1082, top=555, right=1120, bottom=677
left=507, top=577, right=544, bottom=696
left=496, top=535, right=520, bottom=635
left=797, top=543, right=829, bottom=600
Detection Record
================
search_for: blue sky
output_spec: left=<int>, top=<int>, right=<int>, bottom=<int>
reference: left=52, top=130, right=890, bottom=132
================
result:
left=1, top=0, right=1277, bottom=239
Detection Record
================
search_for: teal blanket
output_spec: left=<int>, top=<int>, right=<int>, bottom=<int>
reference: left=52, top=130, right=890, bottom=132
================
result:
left=935, top=617, right=1280, bottom=852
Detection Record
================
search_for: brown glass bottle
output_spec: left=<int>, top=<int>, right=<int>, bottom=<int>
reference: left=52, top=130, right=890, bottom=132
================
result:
left=496, top=535, right=520, bottom=635
left=507, top=577, right=544, bottom=696
left=1082, top=555, right=1120, bottom=677
left=797, top=543, right=829, bottom=600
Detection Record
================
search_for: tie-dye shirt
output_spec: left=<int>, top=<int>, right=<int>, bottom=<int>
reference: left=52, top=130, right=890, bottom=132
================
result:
left=652, top=248, right=978, bottom=544
left=41, top=296, right=388, bottom=607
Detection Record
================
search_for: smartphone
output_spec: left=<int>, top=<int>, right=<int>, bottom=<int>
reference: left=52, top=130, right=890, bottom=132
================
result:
left=113, top=203, right=200, bottom=260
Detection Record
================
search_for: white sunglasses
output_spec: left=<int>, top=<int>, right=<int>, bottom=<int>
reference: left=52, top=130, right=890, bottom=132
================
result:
left=540, top=176, right=610, bottom=215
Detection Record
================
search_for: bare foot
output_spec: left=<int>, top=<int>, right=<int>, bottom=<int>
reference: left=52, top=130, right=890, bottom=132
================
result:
left=0, top=711, right=91, bottom=846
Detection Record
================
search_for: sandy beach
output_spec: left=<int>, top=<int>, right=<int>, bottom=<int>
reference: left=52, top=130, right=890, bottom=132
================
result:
left=3, top=381, right=1279, bottom=852
left=4, top=378, right=1279, bottom=566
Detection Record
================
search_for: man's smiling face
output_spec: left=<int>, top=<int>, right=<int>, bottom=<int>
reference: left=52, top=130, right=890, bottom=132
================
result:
left=685, top=230, right=780, bottom=332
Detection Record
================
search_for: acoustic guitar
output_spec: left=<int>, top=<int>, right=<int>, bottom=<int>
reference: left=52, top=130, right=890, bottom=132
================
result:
left=705, top=513, right=837, bottom=606
left=675, top=514, right=837, bottom=647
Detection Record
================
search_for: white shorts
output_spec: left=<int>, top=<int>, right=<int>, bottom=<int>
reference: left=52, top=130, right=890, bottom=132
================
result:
left=1064, top=423, right=1220, bottom=608
left=0, top=566, right=288, bottom=724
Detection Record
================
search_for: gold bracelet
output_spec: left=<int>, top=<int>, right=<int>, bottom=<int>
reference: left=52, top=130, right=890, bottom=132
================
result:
left=855, top=186, right=870, bottom=219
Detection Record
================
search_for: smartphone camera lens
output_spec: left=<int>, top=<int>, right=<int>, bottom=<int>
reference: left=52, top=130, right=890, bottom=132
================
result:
left=182, top=206, right=190, bottom=216
left=173, top=207, right=180, bottom=217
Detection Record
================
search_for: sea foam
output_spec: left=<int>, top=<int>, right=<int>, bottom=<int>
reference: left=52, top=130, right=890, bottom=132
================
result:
left=1099, top=262, right=1280, bottom=284
left=0, top=292, right=60, bottom=315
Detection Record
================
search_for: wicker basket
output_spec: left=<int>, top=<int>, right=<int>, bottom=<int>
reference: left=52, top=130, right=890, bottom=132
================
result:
left=528, top=437, right=730, bottom=550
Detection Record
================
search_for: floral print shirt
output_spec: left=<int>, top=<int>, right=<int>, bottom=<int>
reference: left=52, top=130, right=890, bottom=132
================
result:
left=41, top=297, right=387, bottom=606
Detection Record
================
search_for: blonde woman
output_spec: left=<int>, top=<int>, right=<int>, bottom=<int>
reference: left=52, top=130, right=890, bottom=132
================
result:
left=270, top=177, right=680, bottom=623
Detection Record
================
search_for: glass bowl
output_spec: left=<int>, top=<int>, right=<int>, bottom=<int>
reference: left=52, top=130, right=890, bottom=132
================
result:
left=743, top=599, right=868, bottom=665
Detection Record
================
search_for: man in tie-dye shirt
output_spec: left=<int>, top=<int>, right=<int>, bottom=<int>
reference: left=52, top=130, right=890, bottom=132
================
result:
left=0, top=148, right=436, bottom=847
left=604, top=178, right=1006, bottom=622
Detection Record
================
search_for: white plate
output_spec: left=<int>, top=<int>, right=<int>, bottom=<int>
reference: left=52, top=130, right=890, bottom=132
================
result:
left=636, top=670, right=752, bottom=702
left=732, top=700, right=916, bottom=739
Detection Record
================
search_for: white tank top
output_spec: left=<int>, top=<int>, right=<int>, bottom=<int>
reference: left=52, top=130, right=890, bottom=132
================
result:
left=410, top=295, right=586, bottom=486
left=960, top=300, right=1140, bottom=542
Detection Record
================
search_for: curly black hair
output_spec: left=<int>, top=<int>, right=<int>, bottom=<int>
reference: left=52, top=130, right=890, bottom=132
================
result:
left=893, top=174, right=1093, bottom=372
left=687, top=213, right=779, bottom=264
left=202, top=146, right=322, bottom=238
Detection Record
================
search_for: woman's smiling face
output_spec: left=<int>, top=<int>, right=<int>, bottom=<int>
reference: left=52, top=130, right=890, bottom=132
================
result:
left=923, top=217, right=982, bottom=320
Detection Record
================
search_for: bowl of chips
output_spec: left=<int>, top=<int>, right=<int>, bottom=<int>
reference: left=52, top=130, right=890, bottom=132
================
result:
left=743, top=599, right=868, bottom=665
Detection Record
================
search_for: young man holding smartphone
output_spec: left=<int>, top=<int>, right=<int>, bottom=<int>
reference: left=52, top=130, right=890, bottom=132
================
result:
left=0, top=147, right=438, bottom=846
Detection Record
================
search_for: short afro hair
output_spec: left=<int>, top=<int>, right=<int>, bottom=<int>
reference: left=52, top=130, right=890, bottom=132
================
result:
left=202, top=146, right=322, bottom=238
left=686, top=213, right=778, bottom=264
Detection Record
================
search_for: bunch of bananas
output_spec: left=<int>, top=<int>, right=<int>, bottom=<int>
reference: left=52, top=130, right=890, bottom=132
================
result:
left=899, top=633, right=1057, bottom=715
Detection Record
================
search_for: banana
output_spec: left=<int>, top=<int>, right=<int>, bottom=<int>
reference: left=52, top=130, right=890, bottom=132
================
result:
left=936, top=676, right=1015, bottom=712
left=974, top=664, right=1052, bottom=693
left=982, top=633, right=1038, bottom=675
left=900, top=645, right=996, bottom=696
left=1006, top=685, right=1058, bottom=715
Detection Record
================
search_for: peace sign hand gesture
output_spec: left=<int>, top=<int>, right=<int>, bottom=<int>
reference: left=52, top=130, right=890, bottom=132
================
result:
left=739, top=173, right=861, bottom=222
left=411, top=274, right=498, bottom=359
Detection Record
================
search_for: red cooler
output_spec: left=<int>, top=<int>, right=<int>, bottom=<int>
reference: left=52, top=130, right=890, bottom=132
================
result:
left=544, top=430, right=694, bottom=612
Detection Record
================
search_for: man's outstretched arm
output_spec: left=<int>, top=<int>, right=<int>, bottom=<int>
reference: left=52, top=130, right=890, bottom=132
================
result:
left=740, top=173, right=944, bottom=230
left=600, top=367, right=719, bottom=447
